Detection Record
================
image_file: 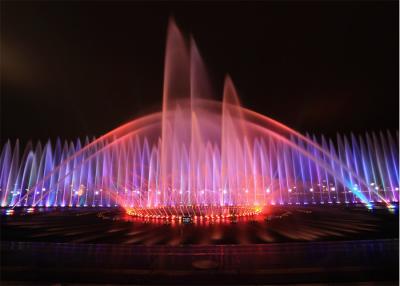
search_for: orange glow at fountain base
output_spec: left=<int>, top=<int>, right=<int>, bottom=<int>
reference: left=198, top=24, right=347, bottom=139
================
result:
left=126, top=206, right=263, bottom=221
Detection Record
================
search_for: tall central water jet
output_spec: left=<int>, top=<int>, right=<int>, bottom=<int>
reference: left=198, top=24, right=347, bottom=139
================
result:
left=158, top=19, right=256, bottom=213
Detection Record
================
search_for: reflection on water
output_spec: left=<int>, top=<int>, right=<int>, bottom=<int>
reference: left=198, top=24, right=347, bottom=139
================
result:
left=1, top=206, right=398, bottom=245
left=2, top=239, right=398, bottom=285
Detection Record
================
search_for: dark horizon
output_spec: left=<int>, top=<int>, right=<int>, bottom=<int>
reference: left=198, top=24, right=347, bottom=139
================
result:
left=1, top=1, right=398, bottom=145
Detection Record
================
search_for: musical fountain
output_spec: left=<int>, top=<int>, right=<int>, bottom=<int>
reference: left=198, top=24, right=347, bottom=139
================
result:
left=1, top=17, right=399, bottom=286
left=0, top=19, right=398, bottom=220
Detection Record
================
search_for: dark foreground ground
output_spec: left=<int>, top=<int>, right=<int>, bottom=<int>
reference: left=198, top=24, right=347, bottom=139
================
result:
left=1, top=206, right=398, bottom=285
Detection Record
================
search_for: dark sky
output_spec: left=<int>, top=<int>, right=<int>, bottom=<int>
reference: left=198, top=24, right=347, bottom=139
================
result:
left=1, top=1, right=398, bottom=144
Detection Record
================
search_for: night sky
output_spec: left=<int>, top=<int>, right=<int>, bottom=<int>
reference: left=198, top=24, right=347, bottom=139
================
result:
left=1, top=1, right=398, bottom=144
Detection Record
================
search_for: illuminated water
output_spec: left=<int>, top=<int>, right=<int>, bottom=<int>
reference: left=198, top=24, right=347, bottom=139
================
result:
left=0, top=19, right=398, bottom=216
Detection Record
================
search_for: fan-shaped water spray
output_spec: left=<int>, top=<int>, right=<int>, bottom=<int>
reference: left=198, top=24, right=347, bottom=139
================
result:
left=1, top=19, right=398, bottom=218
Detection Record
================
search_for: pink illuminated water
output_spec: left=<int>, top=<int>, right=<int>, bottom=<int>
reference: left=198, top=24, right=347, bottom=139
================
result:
left=0, top=19, right=398, bottom=217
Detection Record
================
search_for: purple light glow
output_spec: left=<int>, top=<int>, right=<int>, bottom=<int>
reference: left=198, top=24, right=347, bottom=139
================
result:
left=0, top=20, right=398, bottom=218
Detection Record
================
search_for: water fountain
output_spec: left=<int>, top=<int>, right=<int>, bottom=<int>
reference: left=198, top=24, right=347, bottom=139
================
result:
left=0, top=19, right=398, bottom=219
